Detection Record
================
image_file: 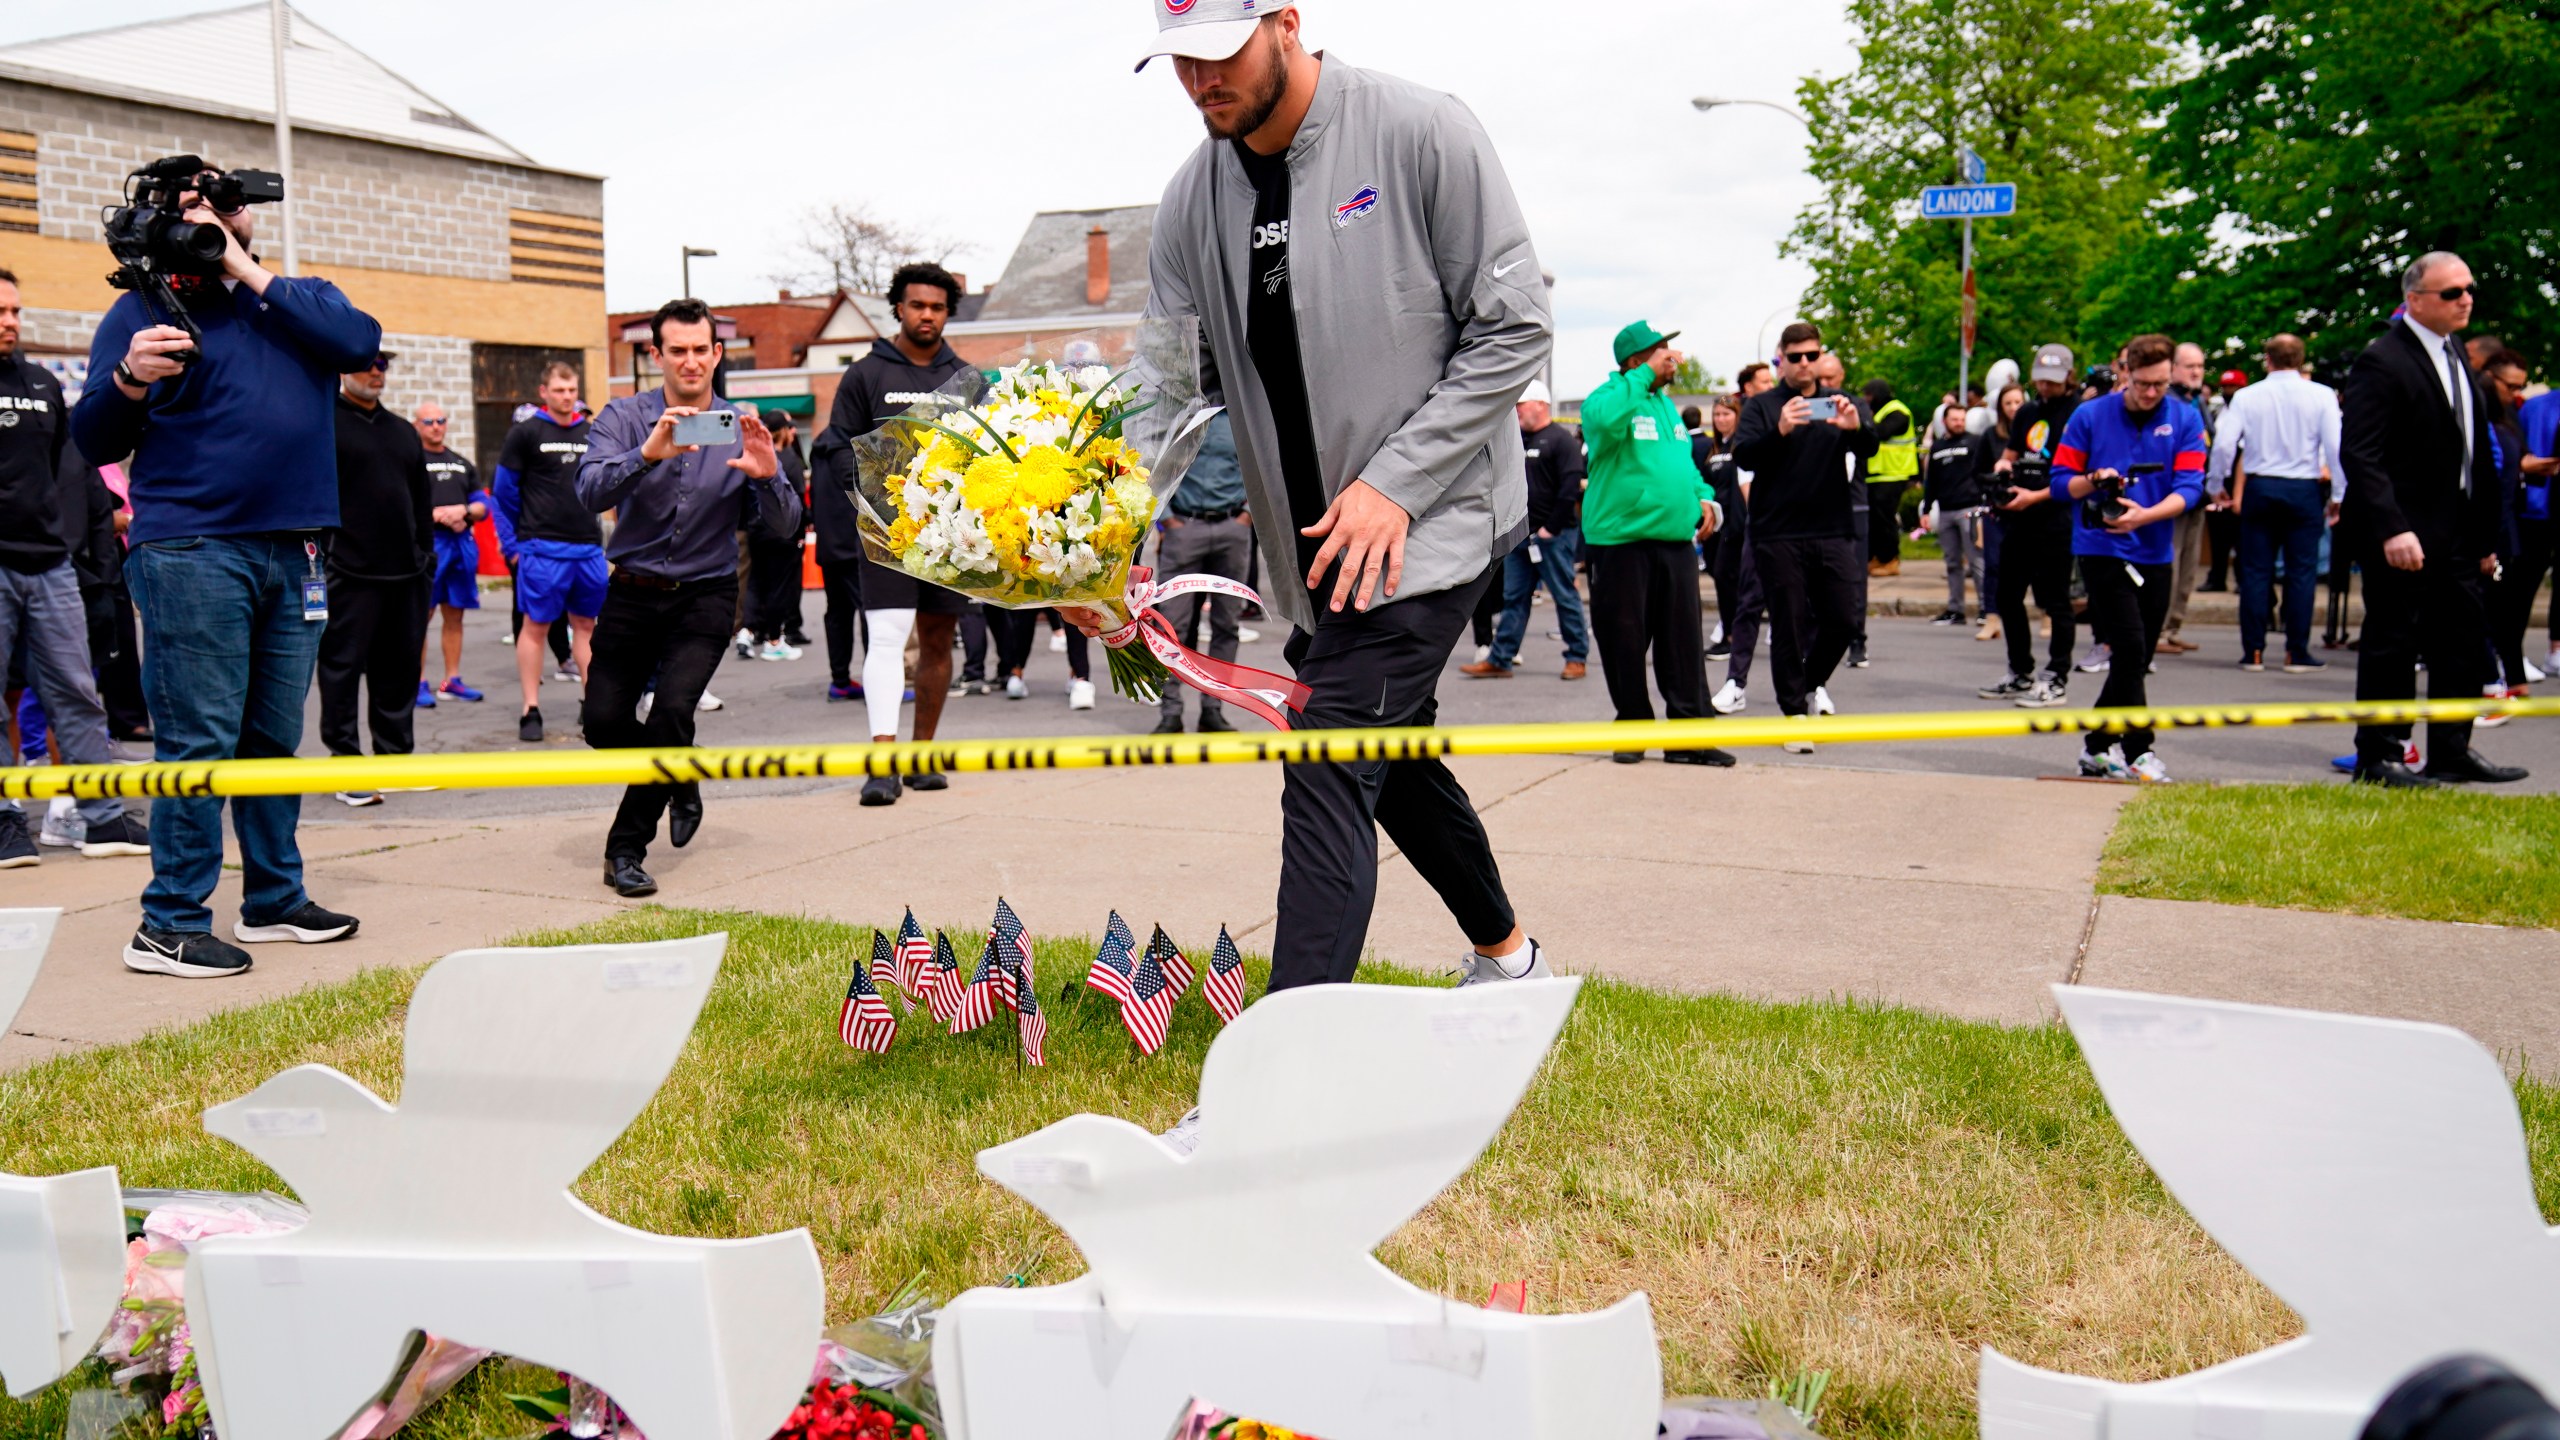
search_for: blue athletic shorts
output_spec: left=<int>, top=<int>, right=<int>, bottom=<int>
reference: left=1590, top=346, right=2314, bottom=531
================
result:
left=431, top=532, right=481, bottom=611
left=515, top=548, right=608, bottom=623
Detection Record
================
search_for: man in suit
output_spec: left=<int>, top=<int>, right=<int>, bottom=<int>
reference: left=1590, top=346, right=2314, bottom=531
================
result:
left=2338, top=251, right=2527, bottom=787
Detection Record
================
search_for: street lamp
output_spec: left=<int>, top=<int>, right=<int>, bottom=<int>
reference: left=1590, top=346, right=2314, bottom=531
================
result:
left=681, top=246, right=718, bottom=300
left=1691, top=96, right=1809, bottom=127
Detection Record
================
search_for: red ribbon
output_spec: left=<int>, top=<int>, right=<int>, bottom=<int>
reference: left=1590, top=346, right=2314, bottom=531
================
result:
left=1102, top=566, right=1312, bottom=731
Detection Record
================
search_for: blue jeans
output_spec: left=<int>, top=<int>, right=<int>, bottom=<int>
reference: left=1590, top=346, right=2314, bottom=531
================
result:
left=2236, top=478, right=2326, bottom=662
left=0, top=562, right=126, bottom=831
left=125, top=535, right=324, bottom=933
left=1489, top=529, right=1590, bottom=667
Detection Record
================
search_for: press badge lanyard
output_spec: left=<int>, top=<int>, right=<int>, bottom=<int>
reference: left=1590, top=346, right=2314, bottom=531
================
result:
left=302, top=539, right=328, bottom=622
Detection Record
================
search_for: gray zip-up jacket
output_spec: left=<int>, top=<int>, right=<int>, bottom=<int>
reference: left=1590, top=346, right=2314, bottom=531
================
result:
left=1143, top=57, right=1551, bottom=633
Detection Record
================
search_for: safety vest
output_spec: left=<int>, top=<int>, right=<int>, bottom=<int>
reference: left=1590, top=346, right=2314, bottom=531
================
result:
left=1869, top=398, right=1919, bottom=481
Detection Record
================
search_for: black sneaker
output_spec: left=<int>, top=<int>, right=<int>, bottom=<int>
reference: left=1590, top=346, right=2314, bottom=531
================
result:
left=1664, top=747, right=1738, bottom=767
left=124, top=927, right=252, bottom=978
left=234, top=901, right=359, bottom=945
left=0, top=809, right=37, bottom=869
left=76, top=812, right=152, bottom=858
left=903, top=771, right=949, bottom=792
left=1847, top=644, right=1871, bottom=669
left=1151, top=715, right=1186, bottom=735
left=1196, top=712, right=1236, bottom=734
left=860, top=773, right=901, bottom=807
left=519, top=707, right=544, bottom=743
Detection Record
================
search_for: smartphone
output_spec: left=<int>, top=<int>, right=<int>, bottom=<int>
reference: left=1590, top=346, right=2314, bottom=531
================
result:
left=1804, top=396, right=1839, bottom=422
left=669, top=410, right=738, bottom=448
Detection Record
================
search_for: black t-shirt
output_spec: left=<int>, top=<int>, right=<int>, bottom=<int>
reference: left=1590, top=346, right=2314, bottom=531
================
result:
left=498, top=413, right=601, bottom=547
left=1233, top=140, right=1328, bottom=589
left=0, top=358, right=70, bottom=575
left=330, top=397, right=434, bottom=581
left=2004, top=394, right=2080, bottom=536
left=425, top=449, right=480, bottom=513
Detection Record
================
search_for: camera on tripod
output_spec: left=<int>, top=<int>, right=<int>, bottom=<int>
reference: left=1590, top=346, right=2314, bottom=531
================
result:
left=101, top=154, right=284, bottom=369
left=2081, top=462, right=2160, bottom=529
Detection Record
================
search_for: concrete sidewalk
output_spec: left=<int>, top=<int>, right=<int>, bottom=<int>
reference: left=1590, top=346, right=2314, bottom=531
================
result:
left=8, top=759, right=2555, bottom=1073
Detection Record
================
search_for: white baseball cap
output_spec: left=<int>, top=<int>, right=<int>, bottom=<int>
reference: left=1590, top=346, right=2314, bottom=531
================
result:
left=1519, top=379, right=1552, bottom=406
left=1135, top=0, right=1295, bottom=73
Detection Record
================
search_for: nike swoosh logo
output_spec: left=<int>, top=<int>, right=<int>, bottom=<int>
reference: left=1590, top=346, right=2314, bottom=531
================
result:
left=1493, top=259, right=1528, bottom=279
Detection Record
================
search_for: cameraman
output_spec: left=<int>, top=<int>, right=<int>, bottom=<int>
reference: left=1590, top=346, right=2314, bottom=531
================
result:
left=2050, top=332, right=2206, bottom=784
left=1979, top=344, right=2083, bottom=707
left=72, top=163, right=382, bottom=979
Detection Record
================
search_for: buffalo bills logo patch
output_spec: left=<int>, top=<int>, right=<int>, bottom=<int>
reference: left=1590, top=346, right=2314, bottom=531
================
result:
left=1333, top=184, right=1381, bottom=228
left=1166, top=0, right=1198, bottom=12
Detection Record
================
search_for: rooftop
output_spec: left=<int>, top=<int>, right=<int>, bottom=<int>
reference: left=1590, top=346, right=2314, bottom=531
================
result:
left=970, top=205, right=1156, bottom=324
left=0, top=3, right=572, bottom=173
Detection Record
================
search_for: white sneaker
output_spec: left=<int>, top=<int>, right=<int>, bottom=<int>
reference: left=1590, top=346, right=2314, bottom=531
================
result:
left=1812, top=685, right=1837, bottom=717
left=1161, top=1107, right=1205, bottom=1158
left=37, top=798, right=81, bottom=849
left=2016, top=677, right=2070, bottom=709
left=1784, top=716, right=1815, bottom=755
left=1049, top=630, right=1067, bottom=653
left=636, top=691, right=655, bottom=722
left=1455, top=939, right=1552, bottom=987
left=1708, top=621, right=1726, bottom=648
left=1711, top=678, right=1747, bottom=714
left=757, top=640, right=801, bottom=662
left=334, top=791, right=384, bottom=808
left=2525, top=656, right=2548, bottom=684
left=734, top=628, right=757, bottom=660
left=1472, top=644, right=1493, bottom=666
left=1005, top=675, right=1029, bottom=700
left=552, top=663, right=582, bottom=683
left=1068, top=678, right=1096, bottom=711
left=2547, top=647, right=2560, bottom=679
left=2079, top=744, right=2129, bottom=779
left=2126, top=751, right=2172, bottom=784
left=1238, top=627, right=1262, bottom=644
left=696, top=691, right=723, bottom=712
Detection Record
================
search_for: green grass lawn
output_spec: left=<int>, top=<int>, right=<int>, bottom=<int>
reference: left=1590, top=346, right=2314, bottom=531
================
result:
left=3, top=909, right=2554, bottom=1440
left=2100, top=783, right=2560, bottom=929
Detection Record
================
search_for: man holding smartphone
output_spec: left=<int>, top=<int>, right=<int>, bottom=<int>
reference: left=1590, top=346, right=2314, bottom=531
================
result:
left=2050, top=332, right=2206, bottom=783
left=575, top=299, right=796, bottom=897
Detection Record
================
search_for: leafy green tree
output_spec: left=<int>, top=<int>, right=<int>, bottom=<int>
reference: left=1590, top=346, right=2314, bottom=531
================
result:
left=1787, top=0, right=2175, bottom=401
left=1671, top=356, right=1731, bottom=395
left=2090, top=0, right=2560, bottom=376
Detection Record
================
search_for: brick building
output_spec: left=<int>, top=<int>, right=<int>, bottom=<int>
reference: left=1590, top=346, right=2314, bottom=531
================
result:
left=0, top=4, right=607, bottom=475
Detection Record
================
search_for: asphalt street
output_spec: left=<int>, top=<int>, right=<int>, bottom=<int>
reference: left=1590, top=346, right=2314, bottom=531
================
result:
left=289, top=583, right=2560, bottom=825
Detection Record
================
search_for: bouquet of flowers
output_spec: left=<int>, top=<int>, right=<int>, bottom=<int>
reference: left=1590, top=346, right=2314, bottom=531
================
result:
left=847, top=325, right=1308, bottom=727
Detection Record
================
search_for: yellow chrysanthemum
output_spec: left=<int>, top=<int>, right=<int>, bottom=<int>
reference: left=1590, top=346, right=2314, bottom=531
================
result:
left=961, top=455, right=1020, bottom=513
left=1012, top=446, right=1081, bottom=511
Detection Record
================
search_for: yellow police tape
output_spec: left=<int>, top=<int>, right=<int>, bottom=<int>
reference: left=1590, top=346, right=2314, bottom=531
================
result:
left=6, top=697, right=2553, bottom=802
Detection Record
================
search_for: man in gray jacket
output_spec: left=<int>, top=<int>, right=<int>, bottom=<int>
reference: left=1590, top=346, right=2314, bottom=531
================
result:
left=1127, top=0, right=1554, bottom=996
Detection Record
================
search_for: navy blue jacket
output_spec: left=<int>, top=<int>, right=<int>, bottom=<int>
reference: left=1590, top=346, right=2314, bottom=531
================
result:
left=71, top=275, right=383, bottom=544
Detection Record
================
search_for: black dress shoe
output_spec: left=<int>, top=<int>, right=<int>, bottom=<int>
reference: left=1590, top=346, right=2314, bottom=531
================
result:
left=1150, top=716, right=1186, bottom=735
left=1612, top=750, right=1645, bottom=765
left=2423, top=749, right=2530, bottom=785
left=1197, top=712, right=1236, bottom=733
left=2351, top=760, right=2444, bottom=789
left=668, top=792, right=704, bottom=849
left=604, top=857, right=657, bottom=897
left=1665, top=747, right=1739, bottom=768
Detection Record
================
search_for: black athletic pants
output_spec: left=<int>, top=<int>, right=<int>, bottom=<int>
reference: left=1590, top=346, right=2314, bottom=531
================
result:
left=583, top=574, right=736, bottom=863
left=991, top=607, right=1089, bottom=681
left=2079, top=557, right=2171, bottom=756
left=1752, top=535, right=1862, bottom=716
left=1273, top=566, right=1517, bottom=992
left=2354, top=555, right=2489, bottom=767
left=821, top=561, right=863, bottom=685
left=317, top=574, right=426, bottom=758
left=1587, top=538, right=1709, bottom=727
left=2492, top=515, right=2551, bottom=689
left=747, top=534, right=804, bottom=642
left=1996, top=516, right=2078, bottom=680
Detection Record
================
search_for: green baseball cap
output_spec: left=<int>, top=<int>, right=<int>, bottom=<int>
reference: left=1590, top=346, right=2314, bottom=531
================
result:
left=1613, top=320, right=1681, bottom=367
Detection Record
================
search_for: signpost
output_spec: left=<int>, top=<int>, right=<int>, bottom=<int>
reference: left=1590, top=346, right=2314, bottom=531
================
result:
left=1923, top=152, right=2014, bottom=407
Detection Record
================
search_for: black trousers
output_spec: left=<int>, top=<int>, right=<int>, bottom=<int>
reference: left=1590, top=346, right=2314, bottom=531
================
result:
left=317, top=574, right=426, bottom=758
left=1868, top=481, right=1909, bottom=565
left=583, top=575, right=737, bottom=862
left=96, top=588, right=149, bottom=736
left=1469, top=570, right=1504, bottom=648
left=747, top=534, right=805, bottom=642
left=820, top=561, right=863, bottom=685
left=1752, top=535, right=1862, bottom=716
left=2080, top=557, right=2172, bottom=756
left=1273, top=567, right=1517, bottom=992
left=2355, top=555, right=2489, bottom=765
left=991, top=607, right=1089, bottom=680
left=2492, top=515, right=2552, bottom=689
left=1587, top=538, right=1709, bottom=727
left=1995, top=517, right=2078, bottom=680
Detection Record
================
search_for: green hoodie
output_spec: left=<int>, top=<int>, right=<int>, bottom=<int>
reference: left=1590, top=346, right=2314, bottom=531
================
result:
left=1577, top=363, right=1712, bottom=546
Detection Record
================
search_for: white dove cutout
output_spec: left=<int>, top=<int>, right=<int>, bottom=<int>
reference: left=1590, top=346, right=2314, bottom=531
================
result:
left=0, top=907, right=126, bottom=1397
left=186, top=934, right=825, bottom=1440
left=933, top=976, right=1659, bottom=1440
left=1980, top=986, right=2560, bottom=1440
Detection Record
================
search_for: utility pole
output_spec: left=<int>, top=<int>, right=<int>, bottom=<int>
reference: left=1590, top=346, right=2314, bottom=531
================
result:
left=1958, top=145, right=1983, bottom=405
left=682, top=246, right=718, bottom=300
left=269, top=0, right=296, bottom=275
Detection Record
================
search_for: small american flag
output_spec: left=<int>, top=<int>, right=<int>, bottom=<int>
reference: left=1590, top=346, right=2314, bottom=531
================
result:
left=1084, top=910, right=1139, bottom=1004
left=925, top=931, right=964, bottom=1026
left=1202, top=925, right=1247, bottom=1025
left=1145, top=925, right=1196, bottom=998
left=1016, top=975, right=1049, bottom=1066
left=1119, top=943, right=1178, bottom=1056
left=839, top=953, right=898, bottom=1053
left=893, top=908, right=933, bottom=1003
left=990, top=899, right=1032, bottom=1013
left=951, top=939, right=1002, bottom=1034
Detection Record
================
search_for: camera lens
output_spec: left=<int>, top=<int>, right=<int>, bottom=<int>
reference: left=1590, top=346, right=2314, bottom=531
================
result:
left=169, top=219, right=231, bottom=266
left=2364, top=1357, right=2560, bottom=1440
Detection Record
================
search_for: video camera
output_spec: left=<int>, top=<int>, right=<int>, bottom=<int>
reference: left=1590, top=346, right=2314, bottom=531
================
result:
left=101, top=154, right=285, bottom=368
left=2081, top=462, right=2161, bottom=529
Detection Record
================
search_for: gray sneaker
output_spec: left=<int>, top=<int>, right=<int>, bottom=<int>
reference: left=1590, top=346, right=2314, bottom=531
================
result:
left=2016, top=677, right=2071, bottom=709
left=1455, top=939, right=1553, bottom=987
left=0, top=809, right=37, bottom=869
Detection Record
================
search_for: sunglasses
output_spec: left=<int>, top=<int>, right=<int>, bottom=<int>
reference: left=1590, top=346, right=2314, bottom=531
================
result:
left=420, top=417, right=449, bottom=425
left=1783, top=349, right=1823, bottom=364
left=2435, top=284, right=2477, bottom=301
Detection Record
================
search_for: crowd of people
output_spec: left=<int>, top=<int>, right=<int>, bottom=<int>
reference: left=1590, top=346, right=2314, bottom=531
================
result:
left=2, top=0, right=2550, bottom=995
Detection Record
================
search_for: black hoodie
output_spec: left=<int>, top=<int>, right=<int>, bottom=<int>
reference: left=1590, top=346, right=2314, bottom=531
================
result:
left=810, top=336, right=978, bottom=568
left=330, top=393, right=434, bottom=581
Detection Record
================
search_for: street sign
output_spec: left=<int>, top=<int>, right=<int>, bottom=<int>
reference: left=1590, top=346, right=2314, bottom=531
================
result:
left=1960, top=146, right=1986, bottom=185
left=1920, top=183, right=2017, bottom=220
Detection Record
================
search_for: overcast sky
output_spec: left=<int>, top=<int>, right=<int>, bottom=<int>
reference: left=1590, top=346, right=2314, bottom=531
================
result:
left=3, top=1, right=1852, bottom=397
